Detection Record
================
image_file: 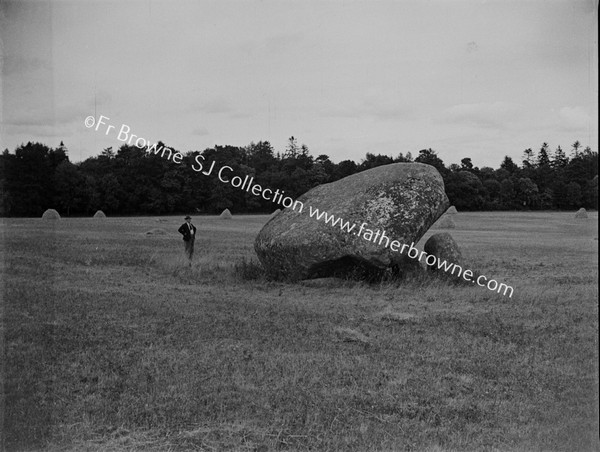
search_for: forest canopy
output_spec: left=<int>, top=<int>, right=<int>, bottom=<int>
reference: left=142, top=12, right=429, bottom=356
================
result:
left=0, top=138, right=597, bottom=217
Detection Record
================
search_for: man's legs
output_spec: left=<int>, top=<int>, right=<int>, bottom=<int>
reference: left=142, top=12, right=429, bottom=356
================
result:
left=184, top=239, right=194, bottom=262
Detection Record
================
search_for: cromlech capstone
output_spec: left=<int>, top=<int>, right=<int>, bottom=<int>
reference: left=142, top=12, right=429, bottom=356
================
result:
left=446, top=205, right=458, bottom=214
left=93, top=210, right=106, bottom=218
left=424, top=233, right=463, bottom=273
left=575, top=208, right=588, bottom=219
left=435, top=215, right=456, bottom=229
left=42, top=209, right=60, bottom=220
left=220, top=208, right=233, bottom=219
left=255, top=162, right=449, bottom=280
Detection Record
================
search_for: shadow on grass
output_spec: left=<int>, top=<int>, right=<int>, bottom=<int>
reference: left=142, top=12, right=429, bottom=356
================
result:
left=230, top=256, right=476, bottom=292
left=153, top=251, right=480, bottom=299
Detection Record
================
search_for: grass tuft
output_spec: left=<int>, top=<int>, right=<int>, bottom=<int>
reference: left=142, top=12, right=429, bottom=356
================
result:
left=232, top=257, right=268, bottom=281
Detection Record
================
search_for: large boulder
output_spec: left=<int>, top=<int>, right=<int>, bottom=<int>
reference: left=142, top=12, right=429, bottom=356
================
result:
left=423, top=233, right=463, bottom=274
left=575, top=208, right=588, bottom=219
left=255, top=163, right=449, bottom=280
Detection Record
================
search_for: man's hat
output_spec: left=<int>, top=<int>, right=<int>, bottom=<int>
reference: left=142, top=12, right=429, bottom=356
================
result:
left=184, top=215, right=192, bottom=220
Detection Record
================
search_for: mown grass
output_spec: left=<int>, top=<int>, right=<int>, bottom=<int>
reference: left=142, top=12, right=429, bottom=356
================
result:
left=1, top=212, right=598, bottom=451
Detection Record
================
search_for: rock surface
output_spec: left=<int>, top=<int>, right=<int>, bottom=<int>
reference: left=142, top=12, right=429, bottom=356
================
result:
left=423, top=232, right=463, bottom=273
left=434, top=215, right=456, bottom=229
left=255, top=163, right=449, bottom=280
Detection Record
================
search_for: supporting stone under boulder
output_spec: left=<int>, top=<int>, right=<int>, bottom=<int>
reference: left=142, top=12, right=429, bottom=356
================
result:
left=423, top=232, right=463, bottom=274
left=434, top=215, right=456, bottom=229
left=255, top=162, right=449, bottom=280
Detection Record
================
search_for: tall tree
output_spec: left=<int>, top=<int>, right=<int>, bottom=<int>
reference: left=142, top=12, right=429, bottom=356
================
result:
left=54, top=161, right=86, bottom=216
left=534, top=142, right=553, bottom=191
left=483, top=179, right=502, bottom=209
left=500, top=156, right=519, bottom=174
left=565, top=182, right=583, bottom=208
left=517, top=177, right=539, bottom=208
left=585, top=175, right=598, bottom=209
left=522, top=148, right=535, bottom=168
left=499, top=178, right=517, bottom=209
left=460, top=157, right=474, bottom=171
left=100, top=146, right=115, bottom=159
left=296, top=144, right=314, bottom=170
left=537, top=143, right=551, bottom=167
left=314, top=154, right=335, bottom=182
left=284, top=136, right=299, bottom=158
left=246, top=141, right=276, bottom=173
left=394, top=152, right=412, bottom=163
left=333, top=160, right=358, bottom=180
left=415, top=148, right=447, bottom=175
left=552, top=145, right=569, bottom=168
left=359, top=153, right=394, bottom=171
left=445, top=171, right=485, bottom=210
left=7, top=142, right=58, bottom=215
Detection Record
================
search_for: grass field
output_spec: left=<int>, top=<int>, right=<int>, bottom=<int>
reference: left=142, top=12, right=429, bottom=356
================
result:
left=1, top=211, right=598, bottom=451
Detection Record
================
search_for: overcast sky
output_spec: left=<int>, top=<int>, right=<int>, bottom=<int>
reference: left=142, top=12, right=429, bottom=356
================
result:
left=1, top=0, right=597, bottom=168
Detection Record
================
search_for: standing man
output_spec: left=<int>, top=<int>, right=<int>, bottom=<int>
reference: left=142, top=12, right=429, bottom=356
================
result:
left=178, top=215, right=197, bottom=263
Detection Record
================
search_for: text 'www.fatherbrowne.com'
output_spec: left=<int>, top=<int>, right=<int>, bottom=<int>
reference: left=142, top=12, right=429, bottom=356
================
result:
left=305, top=206, right=514, bottom=298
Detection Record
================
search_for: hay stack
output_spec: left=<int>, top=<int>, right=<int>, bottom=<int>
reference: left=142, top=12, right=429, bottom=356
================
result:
left=220, top=208, right=233, bottom=219
left=93, top=210, right=106, bottom=218
left=42, top=209, right=60, bottom=220
left=435, top=215, right=456, bottom=229
left=145, top=228, right=166, bottom=235
left=575, top=208, right=588, bottom=219
left=446, top=206, right=458, bottom=214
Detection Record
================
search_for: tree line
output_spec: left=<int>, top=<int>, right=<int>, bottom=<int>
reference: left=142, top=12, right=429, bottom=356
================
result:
left=0, top=137, right=597, bottom=217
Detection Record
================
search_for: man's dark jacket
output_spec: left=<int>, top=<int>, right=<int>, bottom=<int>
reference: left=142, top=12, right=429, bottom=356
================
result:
left=178, top=223, right=197, bottom=241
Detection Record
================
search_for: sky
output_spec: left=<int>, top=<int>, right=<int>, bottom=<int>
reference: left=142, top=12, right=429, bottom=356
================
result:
left=1, top=0, right=598, bottom=168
